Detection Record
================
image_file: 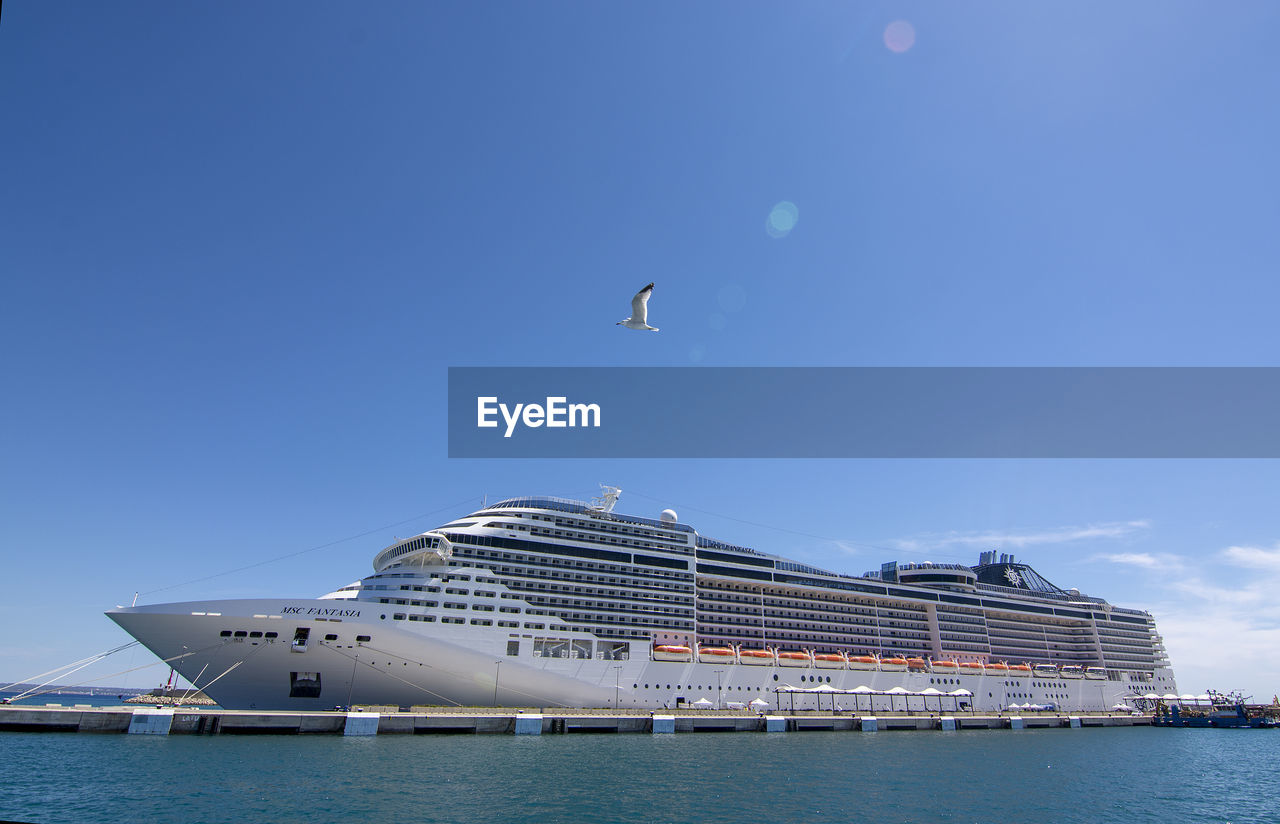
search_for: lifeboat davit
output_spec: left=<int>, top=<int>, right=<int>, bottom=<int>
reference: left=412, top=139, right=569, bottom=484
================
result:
left=879, top=657, right=909, bottom=672
left=1084, top=666, right=1107, bottom=680
left=906, top=657, right=928, bottom=672
left=986, top=662, right=1010, bottom=676
left=1060, top=665, right=1084, bottom=679
left=1008, top=664, right=1032, bottom=677
left=1033, top=663, right=1059, bottom=679
left=847, top=655, right=878, bottom=671
left=698, top=647, right=737, bottom=664
left=813, top=653, right=847, bottom=670
left=959, top=662, right=985, bottom=675
left=653, top=645, right=693, bottom=662
left=738, top=649, right=776, bottom=666
left=930, top=660, right=960, bottom=674
left=777, top=651, right=813, bottom=668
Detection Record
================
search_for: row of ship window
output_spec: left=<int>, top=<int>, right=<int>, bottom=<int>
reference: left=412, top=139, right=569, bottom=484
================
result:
left=453, top=552, right=693, bottom=591
left=445, top=535, right=692, bottom=576
left=449, top=551, right=693, bottom=584
left=635, top=684, right=774, bottom=691
left=396, top=614, right=543, bottom=629
left=541, top=513, right=691, bottom=544
left=218, top=630, right=373, bottom=643
left=514, top=588, right=691, bottom=609
left=527, top=524, right=687, bottom=552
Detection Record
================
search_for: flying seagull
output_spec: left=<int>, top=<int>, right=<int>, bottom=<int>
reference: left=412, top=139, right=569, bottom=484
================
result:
left=617, top=282, right=658, bottom=331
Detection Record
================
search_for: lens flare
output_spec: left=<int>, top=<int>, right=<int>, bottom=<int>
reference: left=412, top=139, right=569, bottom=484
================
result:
left=766, top=201, right=799, bottom=238
left=883, top=20, right=915, bottom=54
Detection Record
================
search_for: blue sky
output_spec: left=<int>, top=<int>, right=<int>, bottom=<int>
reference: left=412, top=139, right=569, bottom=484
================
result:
left=3, top=2, right=1279, bottom=699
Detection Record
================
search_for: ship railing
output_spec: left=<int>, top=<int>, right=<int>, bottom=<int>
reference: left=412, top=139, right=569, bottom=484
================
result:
left=975, top=582, right=1108, bottom=604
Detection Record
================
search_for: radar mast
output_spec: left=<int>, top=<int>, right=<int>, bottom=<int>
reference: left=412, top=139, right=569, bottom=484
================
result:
left=589, top=485, right=621, bottom=513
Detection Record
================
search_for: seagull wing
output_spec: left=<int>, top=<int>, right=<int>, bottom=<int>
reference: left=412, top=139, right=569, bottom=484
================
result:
left=630, top=282, right=654, bottom=325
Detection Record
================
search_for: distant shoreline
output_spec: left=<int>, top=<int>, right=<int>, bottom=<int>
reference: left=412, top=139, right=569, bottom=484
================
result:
left=2, top=685, right=152, bottom=698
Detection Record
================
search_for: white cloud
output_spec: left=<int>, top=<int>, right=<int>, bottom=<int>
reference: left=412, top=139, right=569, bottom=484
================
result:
left=1145, top=540, right=1280, bottom=699
left=1155, top=603, right=1280, bottom=699
left=1092, top=552, right=1187, bottom=572
left=828, top=540, right=863, bottom=557
left=893, top=520, right=1150, bottom=552
left=1220, top=542, right=1280, bottom=572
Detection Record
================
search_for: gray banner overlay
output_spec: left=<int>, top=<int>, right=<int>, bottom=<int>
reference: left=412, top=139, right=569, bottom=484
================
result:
left=448, top=367, right=1280, bottom=458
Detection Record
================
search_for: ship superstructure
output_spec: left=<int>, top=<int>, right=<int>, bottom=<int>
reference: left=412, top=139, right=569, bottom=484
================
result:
left=108, top=489, right=1177, bottom=711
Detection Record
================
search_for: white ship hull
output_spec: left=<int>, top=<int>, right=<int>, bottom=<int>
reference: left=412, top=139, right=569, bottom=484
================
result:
left=109, top=598, right=1157, bottom=713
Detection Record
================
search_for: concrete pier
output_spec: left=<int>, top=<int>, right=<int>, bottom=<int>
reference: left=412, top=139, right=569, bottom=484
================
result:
left=0, top=704, right=1153, bottom=736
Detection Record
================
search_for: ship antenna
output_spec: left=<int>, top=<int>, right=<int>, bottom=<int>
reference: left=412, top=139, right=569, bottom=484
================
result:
left=589, top=484, right=621, bottom=513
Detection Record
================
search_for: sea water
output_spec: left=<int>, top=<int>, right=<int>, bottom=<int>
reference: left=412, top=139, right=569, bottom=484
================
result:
left=1, top=727, right=1276, bottom=824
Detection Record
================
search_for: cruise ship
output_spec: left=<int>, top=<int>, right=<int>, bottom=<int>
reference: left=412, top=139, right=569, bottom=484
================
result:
left=108, top=488, right=1178, bottom=711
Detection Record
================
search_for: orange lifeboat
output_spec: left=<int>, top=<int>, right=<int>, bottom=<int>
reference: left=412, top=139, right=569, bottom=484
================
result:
left=1008, top=664, right=1032, bottom=677
left=653, top=645, right=693, bottom=662
left=738, top=649, right=776, bottom=666
left=986, top=662, right=1010, bottom=676
left=906, top=657, right=928, bottom=672
left=847, top=655, right=878, bottom=671
left=930, top=660, right=960, bottom=674
left=813, top=653, right=847, bottom=670
left=879, top=657, right=909, bottom=672
left=697, top=646, right=737, bottom=664
left=959, top=662, right=985, bottom=675
left=777, top=651, right=813, bottom=668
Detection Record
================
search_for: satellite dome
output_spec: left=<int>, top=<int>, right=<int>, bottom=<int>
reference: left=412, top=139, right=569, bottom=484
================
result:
left=660, top=509, right=678, bottom=523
